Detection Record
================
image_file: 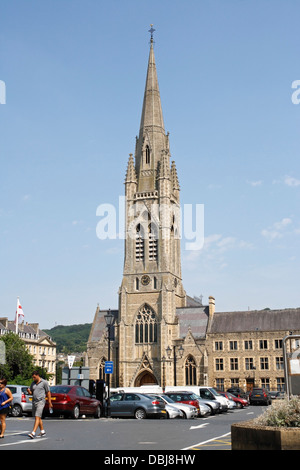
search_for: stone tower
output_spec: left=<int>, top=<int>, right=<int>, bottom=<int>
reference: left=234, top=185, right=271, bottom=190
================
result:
left=118, top=33, right=186, bottom=387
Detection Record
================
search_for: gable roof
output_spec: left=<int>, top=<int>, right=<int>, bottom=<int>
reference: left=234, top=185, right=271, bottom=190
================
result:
left=210, top=308, right=300, bottom=334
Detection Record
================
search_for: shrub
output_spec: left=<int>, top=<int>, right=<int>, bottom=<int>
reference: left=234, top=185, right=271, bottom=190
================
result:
left=253, top=396, right=300, bottom=428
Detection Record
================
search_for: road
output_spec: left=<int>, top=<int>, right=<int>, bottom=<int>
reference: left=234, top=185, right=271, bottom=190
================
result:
left=0, top=406, right=264, bottom=452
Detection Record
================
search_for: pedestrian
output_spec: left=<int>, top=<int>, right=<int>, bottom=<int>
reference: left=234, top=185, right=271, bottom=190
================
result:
left=27, top=371, right=52, bottom=439
left=0, top=378, right=13, bottom=438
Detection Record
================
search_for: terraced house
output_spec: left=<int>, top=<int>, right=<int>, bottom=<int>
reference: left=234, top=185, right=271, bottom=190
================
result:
left=0, top=317, right=57, bottom=385
left=87, top=32, right=300, bottom=393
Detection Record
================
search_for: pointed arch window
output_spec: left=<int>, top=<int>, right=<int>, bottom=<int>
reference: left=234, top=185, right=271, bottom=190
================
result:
left=135, top=305, right=158, bottom=344
left=185, top=355, right=197, bottom=385
left=148, top=223, right=158, bottom=261
left=135, top=224, right=144, bottom=262
left=145, top=145, right=150, bottom=165
left=99, top=357, right=108, bottom=381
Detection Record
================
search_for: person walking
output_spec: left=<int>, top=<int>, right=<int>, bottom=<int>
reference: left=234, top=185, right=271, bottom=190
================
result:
left=0, top=378, right=13, bottom=438
left=27, top=371, right=52, bottom=439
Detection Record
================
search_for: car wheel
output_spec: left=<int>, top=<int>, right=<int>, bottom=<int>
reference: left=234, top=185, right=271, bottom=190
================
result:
left=71, top=404, right=80, bottom=419
left=134, top=408, right=147, bottom=420
left=94, top=405, right=101, bottom=419
left=11, top=404, right=23, bottom=417
left=181, top=411, right=187, bottom=419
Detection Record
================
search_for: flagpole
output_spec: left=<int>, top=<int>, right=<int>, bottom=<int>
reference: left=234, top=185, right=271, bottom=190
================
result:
left=16, top=297, right=19, bottom=334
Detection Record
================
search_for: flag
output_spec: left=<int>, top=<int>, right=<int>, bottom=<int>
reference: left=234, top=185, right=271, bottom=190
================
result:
left=15, top=298, right=24, bottom=332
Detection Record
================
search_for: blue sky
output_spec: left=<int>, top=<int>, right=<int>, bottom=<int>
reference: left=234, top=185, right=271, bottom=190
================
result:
left=0, top=0, right=299, bottom=328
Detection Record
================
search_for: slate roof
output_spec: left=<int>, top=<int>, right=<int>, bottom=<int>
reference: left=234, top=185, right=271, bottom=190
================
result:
left=88, top=309, right=118, bottom=343
left=175, top=296, right=209, bottom=339
left=210, top=308, right=300, bottom=334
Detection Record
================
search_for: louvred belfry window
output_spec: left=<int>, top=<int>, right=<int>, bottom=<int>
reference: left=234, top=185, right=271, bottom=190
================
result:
left=148, top=224, right=158, bottom=261
left=135, top=224, right=144, bottom=261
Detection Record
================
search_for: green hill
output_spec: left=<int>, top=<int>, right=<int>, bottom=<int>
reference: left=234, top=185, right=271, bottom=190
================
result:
left=43, top=324, right=92, bottom=354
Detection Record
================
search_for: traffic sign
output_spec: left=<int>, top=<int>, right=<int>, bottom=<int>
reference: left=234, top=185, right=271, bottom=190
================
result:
left=105, top=361, right=114, bottom=374
left=68, top=355, right=76, bottom=369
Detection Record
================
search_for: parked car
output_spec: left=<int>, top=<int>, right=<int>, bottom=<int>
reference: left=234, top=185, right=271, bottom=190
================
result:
left=109, top=393, right=167, bottom=419
left=269, top=391, right=285, bottom=400
left=249, top=388, right=272, bottom=406
left=43, top=385, right=102, bottom=419
left=149, top=394, right=198, bottom=419
left=164, top=391, right=213, bottom=417
left=147, top=395, right=182, bottom=419
left=227, top=387, right=247, bottom=399
left=165, top=386, right=228, bottom=412
left=219, top=391, right=249, bottom=409
left=7, top=384, right=32, bottom=417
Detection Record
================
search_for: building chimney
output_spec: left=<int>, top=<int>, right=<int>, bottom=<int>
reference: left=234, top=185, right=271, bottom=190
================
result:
left=209, top=296, right=215, bottom=317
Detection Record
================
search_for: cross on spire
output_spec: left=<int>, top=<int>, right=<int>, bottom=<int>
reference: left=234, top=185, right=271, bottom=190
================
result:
left=148, top=24, right=155, bottom=43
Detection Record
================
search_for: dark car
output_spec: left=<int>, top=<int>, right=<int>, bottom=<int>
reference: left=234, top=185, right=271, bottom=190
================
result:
left=109, top=393, right=166, bottom=419
left=249, top=388, right=272, bottom=406
left=227, top=387, right=247, bottom=399
left=44, top=385, right=102, bottom=419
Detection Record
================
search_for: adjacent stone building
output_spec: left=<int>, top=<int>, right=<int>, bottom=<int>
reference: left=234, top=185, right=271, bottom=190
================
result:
left=87, top=33, right=300, bottom=392
left=0, top=317, right=57, bottom=385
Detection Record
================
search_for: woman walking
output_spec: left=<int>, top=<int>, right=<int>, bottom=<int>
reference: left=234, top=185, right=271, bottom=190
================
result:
left=0, top=379, right=13, bottom=438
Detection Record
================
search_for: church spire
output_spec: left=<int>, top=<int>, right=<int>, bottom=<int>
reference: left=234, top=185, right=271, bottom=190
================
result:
left=135, top=26, right=168, bottom=192
left=139, top=30, right=165, bottom=138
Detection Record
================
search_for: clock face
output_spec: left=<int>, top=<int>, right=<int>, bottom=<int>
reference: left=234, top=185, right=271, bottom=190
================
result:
left=141, top=275, right=150, bottom=286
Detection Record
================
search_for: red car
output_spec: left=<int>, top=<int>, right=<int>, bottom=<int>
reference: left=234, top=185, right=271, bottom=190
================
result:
left=44, top=385, right=102, bottom=419
left=164, top=392, right=201, bottom=415
left=219, top=391, right=249, bottom=408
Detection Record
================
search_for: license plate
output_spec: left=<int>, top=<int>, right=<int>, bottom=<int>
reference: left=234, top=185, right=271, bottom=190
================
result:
left=255, top=395, right=261, bottom=397
left=46, top=397, right=56, bottom=400
left=29, top=397, right=32, bottom=401
left=161, top=410, right=166, bottom=413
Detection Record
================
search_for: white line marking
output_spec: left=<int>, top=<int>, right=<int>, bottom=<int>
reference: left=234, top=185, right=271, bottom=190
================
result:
left=181, top=432, right=231, bottom=450
left=189, top=422, right=210, bottom=430
left=0, top=438, right=48, bottom=447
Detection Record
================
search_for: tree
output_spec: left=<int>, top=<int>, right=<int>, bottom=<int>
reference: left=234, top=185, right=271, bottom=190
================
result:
left=0, top=332, right=50, bottom=384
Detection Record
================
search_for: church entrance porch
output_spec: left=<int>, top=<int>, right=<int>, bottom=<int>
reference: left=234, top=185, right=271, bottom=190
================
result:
left=134, top=370, right=158, bottom=387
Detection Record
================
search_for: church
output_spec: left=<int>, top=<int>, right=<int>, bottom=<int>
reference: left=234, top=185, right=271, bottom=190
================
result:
left=87, top=30, right=300, bottom=393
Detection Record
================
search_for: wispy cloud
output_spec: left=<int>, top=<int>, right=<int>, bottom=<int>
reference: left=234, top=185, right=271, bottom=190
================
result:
left=261, top=217, right=293, bottom=241
left=183, top=233, right=254, bottom=268
left=247, top=180, right=263, bottom=187
left=284, top=175, right=300, bottom=187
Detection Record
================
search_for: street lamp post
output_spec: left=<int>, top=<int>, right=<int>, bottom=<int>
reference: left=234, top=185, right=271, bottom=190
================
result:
left=166, top=344, right=184, bottom=386
left=104, top=309, right=115, bottom=418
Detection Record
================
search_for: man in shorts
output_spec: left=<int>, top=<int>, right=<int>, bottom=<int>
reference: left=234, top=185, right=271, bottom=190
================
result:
left=27, top=371, right=52, bottom=439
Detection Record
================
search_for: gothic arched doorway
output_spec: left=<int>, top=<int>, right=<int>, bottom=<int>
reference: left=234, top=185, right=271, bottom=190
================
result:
left=134, top=370, right=158, bottom=387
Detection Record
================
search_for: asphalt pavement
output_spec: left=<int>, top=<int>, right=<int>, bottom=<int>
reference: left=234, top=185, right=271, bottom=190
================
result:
left=0, top=405, right=265, bottom=452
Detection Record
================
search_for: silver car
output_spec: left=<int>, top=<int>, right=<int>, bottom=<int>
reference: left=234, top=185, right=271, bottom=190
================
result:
left=109, top=392, right=166, bottom=419
left=7, top=384, right=32, bottom=417
left=150, top=394, right=198, bottom=419
left=196, top=395, right=220, bottom=415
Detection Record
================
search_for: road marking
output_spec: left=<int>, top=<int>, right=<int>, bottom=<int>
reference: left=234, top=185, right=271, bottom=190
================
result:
left=0, top=438, right=48, bottom=447
left=181, top=432, right=231, bottom=450
left=138, top=442, right=157, bottom=445
left=189, top=422, right=210, bottom=430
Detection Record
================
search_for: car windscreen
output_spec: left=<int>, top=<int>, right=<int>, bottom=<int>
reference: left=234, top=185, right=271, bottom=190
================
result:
left=210, top=388, right=222, bottom=397
left=161, top=395, right=174, bottom=404
left=50, top=386, right=72, bottom=394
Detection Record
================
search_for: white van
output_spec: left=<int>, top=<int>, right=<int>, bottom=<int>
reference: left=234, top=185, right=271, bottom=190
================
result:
left=164, top=386, right=229, bottom=412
